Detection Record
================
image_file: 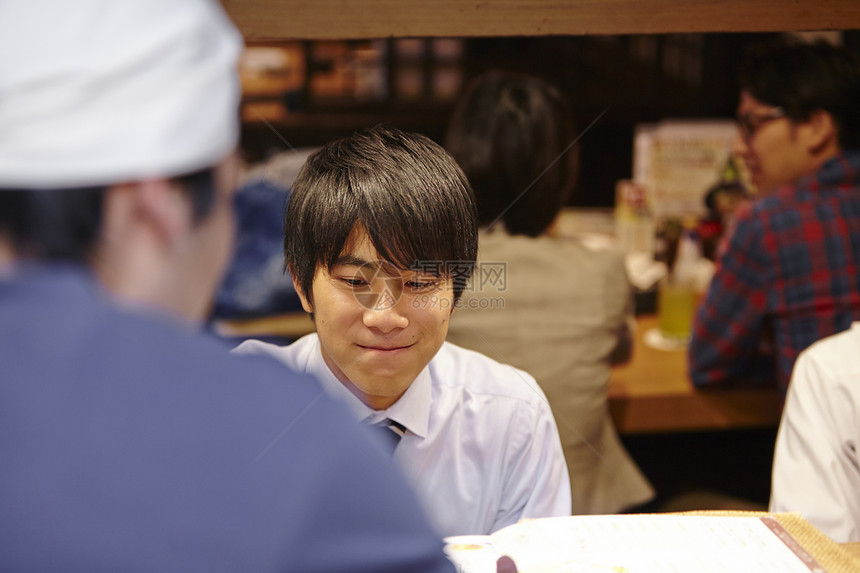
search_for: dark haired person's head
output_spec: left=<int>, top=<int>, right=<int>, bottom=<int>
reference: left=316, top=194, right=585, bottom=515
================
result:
left=445, top=71, right=577, bottom=237
left=735, top=39, right=860, bottom=192
left=285, top=125, right=478, bottom=409
left=286, top=125, right=478, bottom=306
left=740, top=39, right=860, bottom=149
left=0, top=162, right=236, bottom=322
left=0, top=169, right=217, bottom=263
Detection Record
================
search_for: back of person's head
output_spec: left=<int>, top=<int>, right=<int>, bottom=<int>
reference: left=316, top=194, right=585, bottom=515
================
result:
left=740, top=38, right=860, bottom=149
left=0, top=0, right=242, bottom=261
left=285, top=125, right=479, bottom=303
left=446, top=70, right=578, bottom=237
left=0, top=170, right=216, bottom=262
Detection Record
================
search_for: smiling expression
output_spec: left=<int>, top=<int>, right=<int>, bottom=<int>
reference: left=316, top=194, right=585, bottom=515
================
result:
left=297, top=225, right=455, bottom=410
left=733, top=91, right=816, bottom=194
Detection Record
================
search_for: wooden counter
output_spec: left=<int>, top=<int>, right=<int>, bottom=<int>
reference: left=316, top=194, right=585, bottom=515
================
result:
left=609, top=315, right=784, bottom=435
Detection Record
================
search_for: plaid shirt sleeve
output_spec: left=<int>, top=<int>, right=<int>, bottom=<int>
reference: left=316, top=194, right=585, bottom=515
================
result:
left=688, top=207, right=775, bottom=388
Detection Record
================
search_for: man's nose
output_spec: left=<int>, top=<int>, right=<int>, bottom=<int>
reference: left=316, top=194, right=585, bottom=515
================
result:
left=362, top=303, right=409, bottom=333
left=732, top=133, right=750, bottom=159
left=361, top=279, right=408, bottom=332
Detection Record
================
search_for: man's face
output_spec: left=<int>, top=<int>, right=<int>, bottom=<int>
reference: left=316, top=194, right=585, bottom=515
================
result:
left=733, top=91, right=815, bottom=194
left=297, top=225, right=455, bottom=410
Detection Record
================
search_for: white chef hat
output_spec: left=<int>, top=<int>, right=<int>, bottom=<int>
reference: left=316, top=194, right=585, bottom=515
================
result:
left=0, top=0, right=243, bottom=189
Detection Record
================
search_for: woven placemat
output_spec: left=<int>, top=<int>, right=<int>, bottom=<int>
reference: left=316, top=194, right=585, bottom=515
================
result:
left=672, top=510, right=860, bottom=573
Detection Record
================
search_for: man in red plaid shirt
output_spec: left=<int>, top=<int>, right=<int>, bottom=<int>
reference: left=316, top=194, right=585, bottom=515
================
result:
left=689, top=39, right=860, bottom=392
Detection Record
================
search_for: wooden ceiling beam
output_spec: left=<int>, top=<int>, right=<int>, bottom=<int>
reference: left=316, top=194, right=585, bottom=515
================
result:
left=223, top=0, right=860, bottom=41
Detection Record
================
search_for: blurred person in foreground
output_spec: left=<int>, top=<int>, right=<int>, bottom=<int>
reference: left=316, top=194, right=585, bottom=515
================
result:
left=0, top=2, right=458, bottom=571
left=444, top=71, right=654, bottom=514
left=235, top=125, right=571, bottom=536
left=769, top=324, right=860, bottom=542
left=689, top=39, right=860, bottom=392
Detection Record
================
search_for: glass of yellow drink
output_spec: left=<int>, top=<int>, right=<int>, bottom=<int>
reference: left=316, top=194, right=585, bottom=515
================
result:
left=657, top=280, right=696, bottom=343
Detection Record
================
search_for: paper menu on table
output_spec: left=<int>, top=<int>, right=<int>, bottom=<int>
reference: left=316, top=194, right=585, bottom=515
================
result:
left=444, top=515, right=825, bottom=573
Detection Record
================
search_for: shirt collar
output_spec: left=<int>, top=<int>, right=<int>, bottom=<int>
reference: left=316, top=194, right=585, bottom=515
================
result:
left=815, top=150, right=860, bottom=187
left=383, top=367, right=431, bottom=439
left=306, top=338, right=431, bottom=439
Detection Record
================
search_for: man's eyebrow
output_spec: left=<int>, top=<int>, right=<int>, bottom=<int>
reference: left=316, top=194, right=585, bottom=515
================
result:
left=334, top=255, right=372, bottom=267
left=334, top=255, right=405, bottom=275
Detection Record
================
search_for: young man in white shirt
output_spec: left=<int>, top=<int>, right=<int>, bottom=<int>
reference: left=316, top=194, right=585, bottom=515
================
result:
left=237, top=126, right=571, bottom=536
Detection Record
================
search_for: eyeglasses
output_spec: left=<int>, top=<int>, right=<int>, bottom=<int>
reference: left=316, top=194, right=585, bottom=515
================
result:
left=737, top=107, right=786, bottom=139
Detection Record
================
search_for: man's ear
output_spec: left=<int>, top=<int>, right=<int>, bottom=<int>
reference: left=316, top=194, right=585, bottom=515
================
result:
left=289, top=266, right=314, bottom=314
left=121, top=178, right=192, bottom=246
left=803, top=109, right=838, bottom=154
left=101, top=179, right=190, bottom=253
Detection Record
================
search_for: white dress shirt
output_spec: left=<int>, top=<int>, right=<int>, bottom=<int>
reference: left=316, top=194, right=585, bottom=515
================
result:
left=235, top=334, right=571, bottom=537
left=770, top=322, right=860, bottom=542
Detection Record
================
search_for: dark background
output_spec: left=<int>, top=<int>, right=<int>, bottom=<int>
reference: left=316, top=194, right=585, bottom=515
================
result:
left=241, top=31, right=860, bottom=209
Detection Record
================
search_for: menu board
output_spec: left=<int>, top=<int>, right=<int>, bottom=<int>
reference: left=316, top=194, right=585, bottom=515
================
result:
left=633, top=120, right=740, bottom=219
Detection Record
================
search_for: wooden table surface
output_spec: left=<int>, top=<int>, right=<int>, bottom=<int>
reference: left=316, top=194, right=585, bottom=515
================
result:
left=608, top=315, right=784, bottom=435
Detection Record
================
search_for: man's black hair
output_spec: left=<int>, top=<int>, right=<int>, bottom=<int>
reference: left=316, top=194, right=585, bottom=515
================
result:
left=285, top=125, right=478, bottom=304
left=740, top=39, right=860, bottom=148
left=0, top=168, right=216, bottom=262
left=445, top=70, right=577, bottom=237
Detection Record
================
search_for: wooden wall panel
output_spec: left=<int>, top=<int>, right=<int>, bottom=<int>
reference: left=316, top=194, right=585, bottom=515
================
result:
left=223, top=0, right=860, bottom=41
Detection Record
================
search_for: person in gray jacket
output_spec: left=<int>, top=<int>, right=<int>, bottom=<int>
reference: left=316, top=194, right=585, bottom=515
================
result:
left=445, top=71, right=654, bottom=514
